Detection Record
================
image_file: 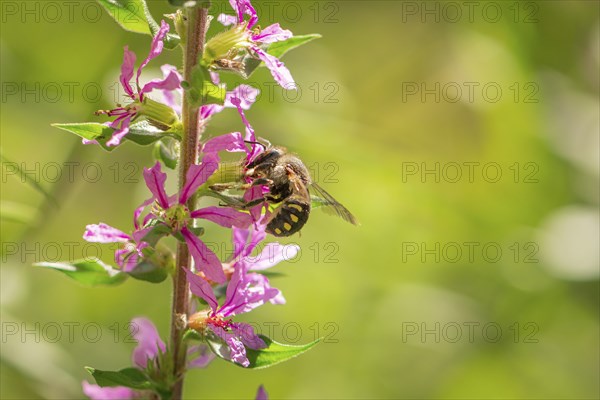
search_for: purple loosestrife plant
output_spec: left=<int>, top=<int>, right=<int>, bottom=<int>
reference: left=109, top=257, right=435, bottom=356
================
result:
left=95, top=20, right=182, bottom=146
left=43, top=0, right=326, bottom=398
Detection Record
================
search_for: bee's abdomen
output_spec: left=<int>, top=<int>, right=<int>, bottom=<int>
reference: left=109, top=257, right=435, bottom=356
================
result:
left=267, top=200, right=310, bottom=237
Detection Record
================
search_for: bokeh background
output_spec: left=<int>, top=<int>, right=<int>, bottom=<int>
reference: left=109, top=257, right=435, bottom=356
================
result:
left=1, top=0, right=599, bottom=399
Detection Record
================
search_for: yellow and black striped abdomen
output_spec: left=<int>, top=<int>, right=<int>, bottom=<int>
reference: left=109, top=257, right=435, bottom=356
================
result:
left=266, top=199, right=310, bottom=237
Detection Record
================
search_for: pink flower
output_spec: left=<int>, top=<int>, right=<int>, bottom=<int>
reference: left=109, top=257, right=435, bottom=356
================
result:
left=256, top=385, right=269, bottom=400
left=157, top=65, right=260, bottom=125
left=201, top=97, right=270, bottom=220
left=96, top=21, right=181, bottom=146
left=211, top=0, right=296, bottom=88
left=82, top=318, right=165, bottom=400
left=83, top=223, right=149, bottom=272
left=82, top=382, right=135, bottom=400
left=187, top=262, right=274, bottom=367
left=186, top=224, right=296, bottom=367
left=141, top=159, right=253, bottom=283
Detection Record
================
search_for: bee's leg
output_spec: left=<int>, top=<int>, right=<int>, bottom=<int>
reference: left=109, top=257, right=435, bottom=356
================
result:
left=209, top=182, right=244, bottom=192
left=250, top=178, right=273, bottom=187
left=265, top=195, right=283, bottom=204
left=241, top=198, right=266, bottom=208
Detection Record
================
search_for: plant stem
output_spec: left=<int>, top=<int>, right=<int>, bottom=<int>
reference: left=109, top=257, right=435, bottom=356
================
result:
left=170, top=5, right=209, bottom=399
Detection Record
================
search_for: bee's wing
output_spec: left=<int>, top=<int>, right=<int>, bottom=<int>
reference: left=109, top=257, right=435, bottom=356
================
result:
left=309, top=183, right=359, bottom=225
left=287, top=166, right=311, bottom=201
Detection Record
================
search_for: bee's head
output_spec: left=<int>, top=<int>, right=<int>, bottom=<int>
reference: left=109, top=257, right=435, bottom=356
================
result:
left=245, top=147, right=284, bottom=176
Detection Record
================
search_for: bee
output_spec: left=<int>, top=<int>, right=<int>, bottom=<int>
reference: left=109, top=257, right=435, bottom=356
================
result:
left=239, top=144, right=358, bottom=237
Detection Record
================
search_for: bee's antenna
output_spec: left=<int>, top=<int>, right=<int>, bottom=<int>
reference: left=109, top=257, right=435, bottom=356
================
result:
left=244, top=140, right=266, bottom=151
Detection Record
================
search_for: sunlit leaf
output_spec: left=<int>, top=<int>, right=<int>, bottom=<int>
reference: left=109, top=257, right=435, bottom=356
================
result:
left=52, top=121, right=178, bottom=150
left=86, top=367, right=152, bottom=389
left=267, top=34, right=322, bottom=59
left=208, top=334, right=321, bottom=369
left=127, top=259, right=169, bottom=283
left=153, top=138, right=179, bottom=170
left=96, top=0, right=180, bottom=48
left=245, top=34, right=321, bottom=77
left=34, top=258, right=127, bottom=286
left=184, top=65, right=226, bottom=107
left=96, top=0, right=154, bottom=34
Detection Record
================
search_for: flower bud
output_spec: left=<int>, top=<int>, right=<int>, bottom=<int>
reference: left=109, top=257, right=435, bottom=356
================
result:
left=139, top=97, right=180, bottom=131
left=203, top=24, right=251, bottom=67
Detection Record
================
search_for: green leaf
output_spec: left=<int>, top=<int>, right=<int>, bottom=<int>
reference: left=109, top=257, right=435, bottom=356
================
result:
left=153, top=138, right=179, bottom=169
left=86, top=367, right=153, bottom=389
left=96, top=0, right=180, bottom=48
left=183, top=328, right=203, bottom=342
left=127, top=259, right=168, bottom=283
left=172, top=226, right=204, bottom=243
left=268, top=34, right=322, bottom=59
left=208, top=335, right=321, bottom=369
left=52, top=122, right=116, bottom=151
left=139, top=223, right=172, bottom=247
left=34, top=258, right=127, bottom=286
left=245, top=34, right=321, bottom=77
left=126, top=121, right=179, bottom=146
left=185, top=66, right=226, bottom=107
left=96, top=0, right=154, bottom=34
left=52, top=121, right=177, bottom=150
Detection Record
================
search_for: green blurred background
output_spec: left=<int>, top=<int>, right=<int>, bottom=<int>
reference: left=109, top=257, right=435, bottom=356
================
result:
left=1, top=0, right=599, bottom=399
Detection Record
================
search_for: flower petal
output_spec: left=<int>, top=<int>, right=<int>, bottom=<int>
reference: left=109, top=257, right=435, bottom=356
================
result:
left=250, top=243, right=299, bottom=270
left=252, top=47, right=296, bottom=89
left=256, top=385, right=269, bottom=400
left=158, top=65, right=183, bottom=115
left=182, top=226, right=226, bottom=283
left=211, top=325, right=249, bottom=367
left=210, top=70, right=220, bottom=85
left=191, top=206, right=253, bottom=228
left=199, top=104, right=224, bottom=120
left=187, top=344, right=216, bottom=369
left=185, top=267, right=218, bottom=310
left=231, top=322, right=266, bottom=349
left=82, top=381, right=135, bottom=400
left=199, top=84, right=259, bottom=120
left=179, top=153, right=220, bottom=204
left=243, top=185, right=266, bottom=221
left=141, top=67, right=182, bottom=95
left=219, top=262, right=246, bottom=316
left=225, top=84, right=260, bottom=110
left=115, top=247, right=140, bottom=272
left=136, top=20, right=170, bottom=87
left=233, top=226, right=251, bottom=260
left=202, top=132, right=248, bottom=155
left=229, top=0, right=258, bottom=27
left=230, top=96, right=256, bottom=143
left=217, top=13, right=238, bottom=26
left=245, top=223, right=267, bottom=256
left=130, top=317, right=166, bottom=369
left=143, top=162, right=170, bottom=209
left=252, top=23, right=293, bottom=44
left=83, top=223, right=130, bottom=243
left=246, top=272, right=281, bottom=306
left=106, top=114, right=133, bottom=147
left=134, top=197, right=155, bottom=230
left=120, top=46, right=136, bottom=98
